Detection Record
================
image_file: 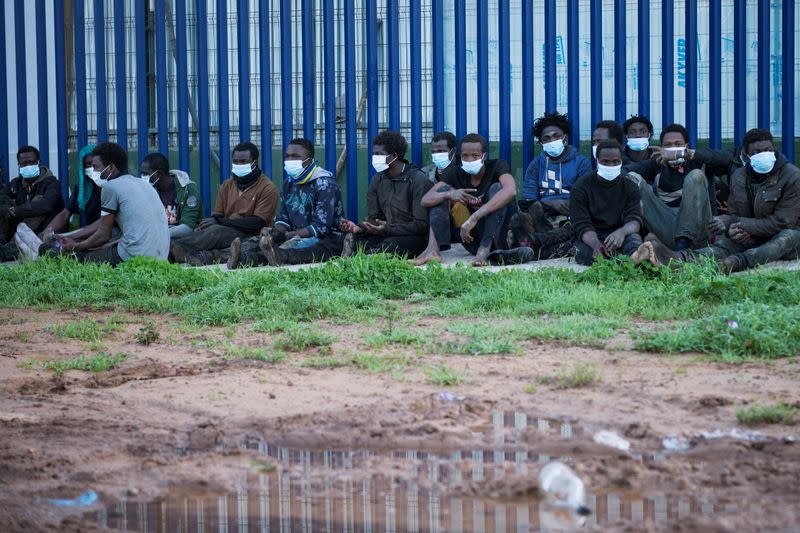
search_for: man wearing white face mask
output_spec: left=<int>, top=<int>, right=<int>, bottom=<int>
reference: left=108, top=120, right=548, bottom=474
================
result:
left=0, top=145, right=64, bottom=261
left=634, top=128, right=800, bottom=273
left=624, top=123, right=731, bottom=251
left=622, top=115, right=659, bottom=164
left=520, top=112, right=591, bottom=218
left=140, top=153, right=202, bottom=239
left=227, top=138, right=344, bottom=268
left=590, top=120, right=624, bottom=164
left=170, top=141, right=278, bottom=265
left=420, top=131, right=460, bottom=184
left=338, top=130, right=432, bottom=258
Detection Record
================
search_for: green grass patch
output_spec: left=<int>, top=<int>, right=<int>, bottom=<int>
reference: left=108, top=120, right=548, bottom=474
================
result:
left=300, top=355, right=349, bottom=369
left=436, top=338, right=518, bottom=356
left=364, top=327, right=430, bottom=348
left=40, top=352, right=127, bottom=375
left=735, top=402, right=797, bottom=426
left=424, top=363, right=467, bottom=386
left=219, top=342, right=287, bottom=363
left=537, top=362, right=599, bottom=389
left=350, top=353, right=413, bottom=374
left=273, top=325, right=336, bottom=352
left=47, top=316, right=125, bottom=343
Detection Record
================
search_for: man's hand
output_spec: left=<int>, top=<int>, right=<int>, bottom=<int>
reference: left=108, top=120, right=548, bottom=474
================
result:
left=58, top=236, right=78, bottom=252
left=708, top=216, right=726, bottom=234
left=363, top=219, right=387, bottom=235
left=592, top=242, right=608, bottom=259
left=449, top=188, right=478, bottom=205
left=603, top=229, right=626, bottom=252
left=460, top=216, right=477, bottom=244
left=729, top=223, right=751, bottom=245
left=339, top=219, right=363, bottom=234
left=197, top=217, right=218, bottom=230
left=544, top=198, right=570, bottom=215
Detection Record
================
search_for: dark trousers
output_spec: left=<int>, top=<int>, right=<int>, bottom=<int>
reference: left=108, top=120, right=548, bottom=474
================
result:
left=354, top=234, right=428, bottom=257
left=171, top=224, right=249, bottom=264
left=574, top=229, right=643, bottom=266
left=697, top=229, right=800, bottom=268
left=239, top=234, right=346, bottom=266
left=43, top=243, right=124, bottom=266
left=430, top=183, right=516, bottom=255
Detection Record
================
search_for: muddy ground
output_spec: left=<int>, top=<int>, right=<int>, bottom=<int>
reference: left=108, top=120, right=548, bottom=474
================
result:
left=1, top=308, right=799, bottom=532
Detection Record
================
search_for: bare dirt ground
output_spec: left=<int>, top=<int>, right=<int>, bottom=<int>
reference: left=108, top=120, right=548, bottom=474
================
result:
left=1, top=307, right=799, bottom=532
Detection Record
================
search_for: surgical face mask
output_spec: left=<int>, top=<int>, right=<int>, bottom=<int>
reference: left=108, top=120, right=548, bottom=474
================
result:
left=542, top=138, right=565, bottom=158
left=663, top=146, right=687, bottom=167
left=431, top=152, right=452, bottom=170
left=372, top=154, right=395, bottom=173
left=749, top=151, right=777, bottom=174
left=461, top=157, right=484, bottom=175
left=597, top=163, right=622, bottom=182
left=19, top=164, right=40, bottom=179
left=90, top=165, right=110, bottom=187
left=83, top=167, right=93, bottom=178
left=592, top=145, right=598, bottom=159
left=231, top=162, right=254, bottom=177
left=627, top=137, right=649, bottom=151
left=141, top=170, right=158, bottom=185
left=284, top=158, right=308, bottom=178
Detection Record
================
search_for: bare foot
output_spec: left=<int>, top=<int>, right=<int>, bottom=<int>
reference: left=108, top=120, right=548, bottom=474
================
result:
left=341, top=233, right=355, bottom=258
left=472, top=246, right=490, bottom=267
left=413, top=249, right=443, bottom=266
left=258, top=230, right=281, bottom=266
left=630, top=242, right=652, bottom=265
left=227, top=238, right=241, bottom=270
left=632, top=240, right=681, bottom=266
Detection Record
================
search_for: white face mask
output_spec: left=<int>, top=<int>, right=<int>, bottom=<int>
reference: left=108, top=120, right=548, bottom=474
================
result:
left=749, top=151, right=777, bottom=174
left=431, top=152, right=452, bottom=170
left=627, top=137, right=649, bottom=151
left=231, top=162, right=254, bottom=177
left=372, top=154, right=395, bottom=173
left=141, top=170, right=158, bottom=185
left=596, top=163, right=622, bottom=181
left=83, top=167, right=93, bottom=178
left=663, top=146, right=687, bottom=167
left=284, top=158, right=308, bottom=178
left=542, top=138, right=565, bottom=158
left=90, top=165, right=110, bottom=187
left=19, top=164, right=40, bottom=179
left=461, top=157, right=484, bottom=175
left=592, top=145, right=598, bottom=160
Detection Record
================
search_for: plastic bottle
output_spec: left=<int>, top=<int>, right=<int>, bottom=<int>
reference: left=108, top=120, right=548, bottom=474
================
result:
left=538, top=461, right=591, bottom=516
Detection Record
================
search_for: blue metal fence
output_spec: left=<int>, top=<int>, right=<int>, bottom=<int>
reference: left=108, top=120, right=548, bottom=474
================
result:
left=0, top=0, right=798, bottom=219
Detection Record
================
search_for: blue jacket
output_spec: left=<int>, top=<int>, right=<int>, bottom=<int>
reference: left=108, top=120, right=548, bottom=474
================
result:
left=521, top=145, right=592, bottom=203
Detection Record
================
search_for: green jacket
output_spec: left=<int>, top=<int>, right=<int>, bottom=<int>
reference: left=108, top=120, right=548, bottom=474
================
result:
left=171, top=170, right=202, bottom=229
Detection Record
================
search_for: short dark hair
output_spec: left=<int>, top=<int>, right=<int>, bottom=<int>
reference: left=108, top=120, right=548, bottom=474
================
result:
left=142, top=152, right=170, bottom=174
left=233, top=141, right=259, bottom=161
left=742, top=128, right=774, bottom=154
left=594, top=120, right=624, bottom=145
left=460, top=133, right=487, bottom=152
left=373, top=130, right=408, bottom=159
left=288, top=138, right=315, bottom=159
left=532, top=111, right=572, bottom=140
left=623, top=114, right=654, bottom=135
left=92, top=142, right=128, bottom=172
left=16, top=145, right=40, bottom=162
left=431, top=131, right=457, bottom=151
left=595, top=139, right=623, bottom=160
left=659, top=123, right=689, bottom=144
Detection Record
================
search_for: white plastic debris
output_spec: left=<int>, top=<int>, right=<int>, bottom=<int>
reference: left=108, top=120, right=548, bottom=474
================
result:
left=538, top=461, right=591, bottom=517
left=593, top=430, right=631, bottom=452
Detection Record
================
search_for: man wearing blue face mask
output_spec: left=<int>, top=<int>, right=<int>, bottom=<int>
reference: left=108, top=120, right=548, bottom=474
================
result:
left=622, top=115, right=658, bottom=164
left=415, top=133, right=517, bottom=267
left=634, top=128, right=800, bottom=273
left=227, top=138, right=344, bottom=268
left=520, top=112, right=591, bottom=217
left=420, top=131, right=459, bottom=184
left=170, top=141, right=278, bottom=265
left=0, top=145, right=64, bottom=261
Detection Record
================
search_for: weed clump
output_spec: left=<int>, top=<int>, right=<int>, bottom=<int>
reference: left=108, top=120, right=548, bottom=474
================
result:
left=736, top=402, right=797, bottom=426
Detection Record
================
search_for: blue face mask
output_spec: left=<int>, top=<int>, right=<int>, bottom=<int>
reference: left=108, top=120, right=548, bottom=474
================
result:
left=19, top=164, right=40, bottom=179
left=627, top=137, right=649, bottom=152
left=749, top=151, right=776, bottom=174
left=542, top=139, right=565, bottom=158
left=461, top=158, right=484, bottom=175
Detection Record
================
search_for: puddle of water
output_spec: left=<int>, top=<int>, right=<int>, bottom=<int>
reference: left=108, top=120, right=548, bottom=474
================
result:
left=90, top=412, right=735, bottom=531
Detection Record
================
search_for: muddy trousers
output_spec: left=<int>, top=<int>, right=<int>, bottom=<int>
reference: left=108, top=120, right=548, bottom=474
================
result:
left=353, top=234, right=428, bottom=258
left=692, top=230, right=800, bottom=268
left=430, top=183, right=516, bottom=255
left=574, top=230, right=643, bottom=266
left=44, top=243, right=124, bottom=266
left=171, top=224, right=250, bottom=264
left=238, top=234, right=346, bottom=266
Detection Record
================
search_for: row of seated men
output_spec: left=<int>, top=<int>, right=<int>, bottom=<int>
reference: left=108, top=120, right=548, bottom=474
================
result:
left=1, top=111, right=798, bottom=273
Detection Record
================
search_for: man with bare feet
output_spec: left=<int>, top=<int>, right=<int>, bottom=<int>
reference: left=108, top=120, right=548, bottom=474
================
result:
left=632, top=128, right=800, bottom=273
left=415, top=133, right=517, bottom=267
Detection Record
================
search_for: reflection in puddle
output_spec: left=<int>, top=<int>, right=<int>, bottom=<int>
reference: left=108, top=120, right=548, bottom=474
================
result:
left=94, top=412, right=732, bottom=531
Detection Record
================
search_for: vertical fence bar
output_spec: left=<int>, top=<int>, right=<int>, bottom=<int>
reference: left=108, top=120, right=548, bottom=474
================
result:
left=301, top=0, right=314, bottom=142
left=13, top=0, right=27, bottom=145
left=454, top=0, right=466, bottom=138
left=176, top=0, right=189, bottom=169
left=638, top=0, right=650, bottom=118
left=0, top=3, right=6, bottom=182
left=36, top=0, right=49, bottom=162
left=432, top=0, right=444, bottom=134
left=237, top=0, right=250, bottom=140
left=94, top=0, right=107, bottom=141
left=521, top=0, right=534, bottom=164
left=76, top=0, right=88, bottom=149
left=135, top=0, right=147, bottom=166
left=323, top=0, right=335, bottom=171
left=217, top=0, right=230, bottom=180
left=733, top=0, right=746, bottom=145
left=757, top=0, right=769, bottom=129
left=709, top=0, right=721, bottom=149
left=155, top=0, right=168, bottom=155
left=614, top=0, right=626, bottom=124
left=662, top=0, right=674, bottom=126
left=544, top=0, right=556, bottom=113
left=590, top=0, right=602, bottom=127
left=387, top=0, right=400, bottom=131
left=344, top=0, right=358, bottom=219
left=410, top=0, right=422, bottom=164
left=567, top=0, right=579, bottom=147
left=498, top=0, right=510, bottom=162
left=686, top=0, right=697, bottom=146
left=477, top=0, right=489, bottom=143
left=258, top=0, right=272, bottom=175
left=280, top=0, right=292, bottom=149
left=782, top=0, right=795, bottom=162
left=54, top=0, right=69, bottom=193
left=114, top=0, right=127, bottom=150
left=197, top=0, right=211, bottom=214
left=366, top=0, right=377, bottom=174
